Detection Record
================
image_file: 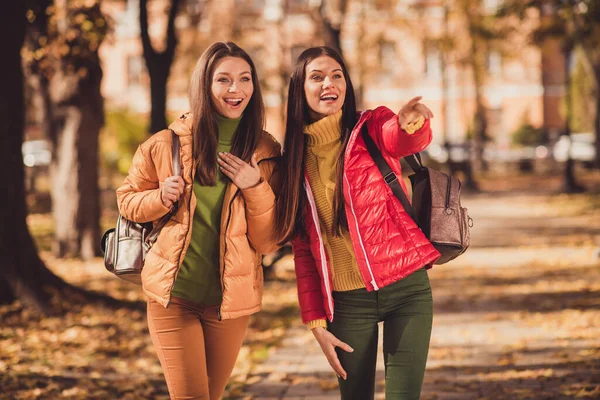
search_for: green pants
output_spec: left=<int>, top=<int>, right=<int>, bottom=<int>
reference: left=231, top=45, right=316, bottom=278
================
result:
left=328, top=268, right=433, bottom=400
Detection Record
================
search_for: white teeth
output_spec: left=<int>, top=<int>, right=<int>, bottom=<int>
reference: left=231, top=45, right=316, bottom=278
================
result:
left=320, top=95, right=337, bottom=101
left=224, top=98, right=243, bottom=106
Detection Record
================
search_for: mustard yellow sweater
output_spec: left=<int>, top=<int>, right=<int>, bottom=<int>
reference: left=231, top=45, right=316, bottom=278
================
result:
left=304, top=111, right=365, bottom=295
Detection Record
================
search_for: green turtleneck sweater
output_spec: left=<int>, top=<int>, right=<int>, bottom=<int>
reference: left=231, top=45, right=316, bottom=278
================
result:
left=171, top=114, right=240, bottom=305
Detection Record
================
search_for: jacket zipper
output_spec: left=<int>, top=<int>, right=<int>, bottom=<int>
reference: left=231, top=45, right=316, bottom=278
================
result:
left=303, top=177, right=335, bottom=320
left=343, top=172, right=379, bottom=290
left=218, top=156, right=278, bottom=321
left=445, top=175, right=451, bottom=209
left=167, top=135, right=194, bottom=309
left=218, top=188, right=239, bottom=321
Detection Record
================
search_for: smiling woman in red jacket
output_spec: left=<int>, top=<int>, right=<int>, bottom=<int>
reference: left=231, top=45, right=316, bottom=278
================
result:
left=275, top=46, right=441, bottom=399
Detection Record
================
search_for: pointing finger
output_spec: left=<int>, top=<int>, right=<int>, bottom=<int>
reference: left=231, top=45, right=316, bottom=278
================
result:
left=401, top=96, right=423, bottom=112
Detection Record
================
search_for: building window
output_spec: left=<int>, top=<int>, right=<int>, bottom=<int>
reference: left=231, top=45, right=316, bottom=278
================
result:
left=288, top=0, right=309, bottom=13
left=186, top=0, right=205, bottom=14
left=185, top=0, right=205, bottom=25
left=291, top=45, right=306, bottom=65
left=483, top=0, right=503, bottom=14
left=246, top=47, right=264, bottom=78
left=424, top=44, right=441, bottom=79
left=487, top=50, right=502, bottom=77
left=379, top=40, right=397, bottom=79
left=234, top=0, right=266, bottom=12
left=127, top=55, right=145, bottom=87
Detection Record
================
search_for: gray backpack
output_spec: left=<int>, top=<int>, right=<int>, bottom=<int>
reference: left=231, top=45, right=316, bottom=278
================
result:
left=100, top=130, right=181, bottom=284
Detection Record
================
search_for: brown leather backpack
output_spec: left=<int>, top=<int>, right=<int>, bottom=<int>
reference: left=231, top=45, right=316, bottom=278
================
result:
left=362, top=128, right=472, bottom=265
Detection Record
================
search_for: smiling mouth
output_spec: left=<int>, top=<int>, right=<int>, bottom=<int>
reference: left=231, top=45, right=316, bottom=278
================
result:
left=224, top=98, right=243, bottom=107
left=320, top=94, right=338, bottom=102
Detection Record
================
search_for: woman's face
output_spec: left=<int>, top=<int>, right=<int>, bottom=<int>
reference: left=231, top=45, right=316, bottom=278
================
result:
left=211, top=56, right=254, bottom=119
left=303, top=56, right=347, bottom=122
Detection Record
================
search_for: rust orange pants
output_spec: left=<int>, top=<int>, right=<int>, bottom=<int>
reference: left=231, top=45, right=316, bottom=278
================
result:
left=147, top=297, right=250, bottom=399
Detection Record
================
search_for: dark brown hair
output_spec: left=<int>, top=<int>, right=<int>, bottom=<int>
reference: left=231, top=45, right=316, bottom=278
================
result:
left=189, top=41, right=265, bottom=185
left=275, top=46, right=357, bottom=244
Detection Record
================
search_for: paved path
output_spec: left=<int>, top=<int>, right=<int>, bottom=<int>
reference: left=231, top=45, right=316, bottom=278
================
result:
left=234, top=192, right=600, bottom=399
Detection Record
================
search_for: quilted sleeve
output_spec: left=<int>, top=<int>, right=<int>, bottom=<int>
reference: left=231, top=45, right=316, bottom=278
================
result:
left=368, top=106, right=432, bottom=159
left=242, top=159, right=281, bottom=255
left=116, top=144, right=171, bottom=223
left=292, top=235, right=327, bottom=324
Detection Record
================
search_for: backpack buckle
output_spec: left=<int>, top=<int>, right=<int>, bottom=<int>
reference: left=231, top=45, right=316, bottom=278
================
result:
left=384, top=172, right=398, bottom=184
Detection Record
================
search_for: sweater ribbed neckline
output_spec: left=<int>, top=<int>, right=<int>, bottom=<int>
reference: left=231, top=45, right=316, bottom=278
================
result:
left=216, top=114, right=241, bottom=145
left=304, top=110, right=343, bottom=147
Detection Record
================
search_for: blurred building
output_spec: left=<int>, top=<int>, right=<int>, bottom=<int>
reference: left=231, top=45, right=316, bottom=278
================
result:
left=99, top=0, right=565, bottom=147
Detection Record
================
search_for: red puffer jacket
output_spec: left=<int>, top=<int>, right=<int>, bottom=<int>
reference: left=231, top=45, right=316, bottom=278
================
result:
left=292, top=106, right=441, bottom=324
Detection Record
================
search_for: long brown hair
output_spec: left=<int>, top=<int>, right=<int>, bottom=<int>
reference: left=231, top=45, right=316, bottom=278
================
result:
left=275, top=46, right=357, bottom=244
left=189, top=42, right=265, bottom=185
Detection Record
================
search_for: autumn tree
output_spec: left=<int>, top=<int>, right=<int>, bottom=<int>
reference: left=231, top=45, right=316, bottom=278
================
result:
left=140, top=0, right=181, bottom=133
left=523, top=0, right=599, bottom=169
left=1, top=0, right=107, bottom=314
left=312, top=0, right=349, bottom=56
left=499, top=0, right=594, bottom=192
left=23, top=0, right=108, bottom=259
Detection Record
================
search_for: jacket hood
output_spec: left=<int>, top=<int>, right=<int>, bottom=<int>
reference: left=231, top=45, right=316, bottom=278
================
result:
left=168, top=113, right=194, bottom=137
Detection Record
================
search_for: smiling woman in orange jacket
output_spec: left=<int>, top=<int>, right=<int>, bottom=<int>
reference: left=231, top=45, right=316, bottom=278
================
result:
left=116, top=42, right=281, bottom=400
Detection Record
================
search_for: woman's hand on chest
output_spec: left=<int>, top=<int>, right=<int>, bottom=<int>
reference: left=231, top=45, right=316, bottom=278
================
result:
left=217, top=152, right=262, bottom=189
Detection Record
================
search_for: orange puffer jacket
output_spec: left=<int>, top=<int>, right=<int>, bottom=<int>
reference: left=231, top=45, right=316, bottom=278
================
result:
left=116, top=113, right=282, bottom=319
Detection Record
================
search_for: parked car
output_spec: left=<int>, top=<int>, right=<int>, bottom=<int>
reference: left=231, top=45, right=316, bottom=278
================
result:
left=424, top=142, right=470, bottom=164
left=553, top=132, right=596, bottom=165
left=22, top=140, right=51, bottom=193
left=22, top=140, right=52, bottom=167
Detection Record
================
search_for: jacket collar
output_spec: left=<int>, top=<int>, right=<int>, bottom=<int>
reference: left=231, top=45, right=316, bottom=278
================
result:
left=168, top=113, right=281, bottom=162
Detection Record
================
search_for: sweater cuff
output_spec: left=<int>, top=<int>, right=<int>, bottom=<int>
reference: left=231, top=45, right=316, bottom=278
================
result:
left=306, top=319, right=327, bottom=330
left=404, top=115, right=425, bottom=135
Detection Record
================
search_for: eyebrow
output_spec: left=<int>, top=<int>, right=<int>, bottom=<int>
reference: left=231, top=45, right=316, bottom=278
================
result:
left=215, top=71, right=252, bottom=76
left=308, top=68, right=343, bottom=74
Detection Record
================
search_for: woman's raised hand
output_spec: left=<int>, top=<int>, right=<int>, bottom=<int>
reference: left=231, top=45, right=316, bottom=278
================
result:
left=397, top=96, right=434, bottom=131
left=161, top=175, right=185, bottom=208
left=311, top=326, right=354, bottom=380
left=217, top=152, right=262, bottom=189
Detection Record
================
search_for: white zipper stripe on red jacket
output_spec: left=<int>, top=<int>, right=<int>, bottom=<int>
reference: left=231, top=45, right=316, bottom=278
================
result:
left=303, top=178, right=335, bottom=320
left=344, top=167, right=380, bottom=290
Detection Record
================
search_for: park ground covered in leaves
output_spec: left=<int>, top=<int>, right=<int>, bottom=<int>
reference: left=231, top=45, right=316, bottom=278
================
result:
left=1, top=172, right=600, bottom=399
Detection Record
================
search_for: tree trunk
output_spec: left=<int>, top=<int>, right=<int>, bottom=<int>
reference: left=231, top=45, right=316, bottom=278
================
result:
left=562, top=45, right=584, bottom=193
left=315, top=0, right=347, bottom=57
left=320, top=20, right=342, bottom=56
left=595, top=71, right=600, bottom=169
left=140, top=0, right=180, bottom=134
left=49, top=60, right=103, bottom=260
left=0, top=0, right=66, bottom=314
left=469, top=35, right=488, bottom=176
left=148, top=63, right=169, bottom=133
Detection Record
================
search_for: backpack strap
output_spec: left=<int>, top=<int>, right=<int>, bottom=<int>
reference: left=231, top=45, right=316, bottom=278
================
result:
left=145, top=130, right=181, bottom=246
left=403, top=153, right=424, bottom=173
left=361, top=125, right=420, bottom=226
left=171, top=129, right=181, bottom=176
